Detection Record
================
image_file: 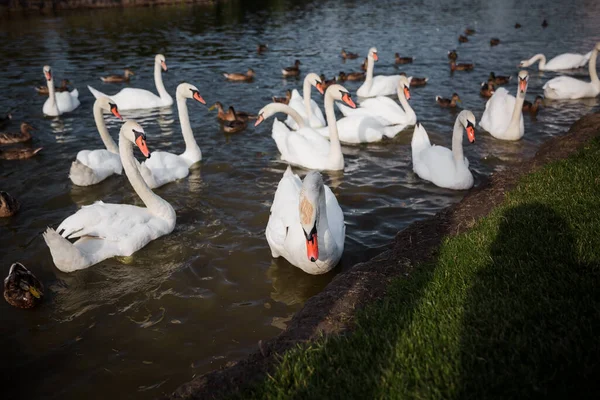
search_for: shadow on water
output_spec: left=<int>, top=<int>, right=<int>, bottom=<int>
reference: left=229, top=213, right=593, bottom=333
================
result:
left=458, top=203, right=600, bottom=398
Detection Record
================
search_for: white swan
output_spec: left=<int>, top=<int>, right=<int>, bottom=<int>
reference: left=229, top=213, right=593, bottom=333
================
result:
left=285, top=73, right=326, bottom=129
left=480, top=70, right=529, bottom=141
left=255, top=84, right=356, bottom=171
left=87, top=54, right=173, bottom=110
left=357, top=47, right=402, bottom=98
left=42, top=65, right=80, bottom=117
left=139, top=83, right=206, bottom=189
left=411, top=110, right=476, bottom=190
left=543, top=42, right=600, bottom=100
left=519, top=51, right=592, bottom=71
left=69, top=97, right=124, bottom=186
left=43, top=121, right=176, bottom=272
left=266, top=167, right=345, bottom=275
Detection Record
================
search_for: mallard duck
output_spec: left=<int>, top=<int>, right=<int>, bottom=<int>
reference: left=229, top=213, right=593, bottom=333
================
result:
left=409, top=77, right=429, bottom=87
left=464, top=28, right=476, bottom=35
left=436, top=93, right=461, bottom=107
left=341, top=49, right=359, bottom=59
left=394, top=53, right=413, bottom=64
left=542, top=19, right=548, bottom=28
left=36, top=79, right=70, bottom=95
left=257, top=44, right=268, bottom=54
left=222, top=108, right=247, bottom=134
left=319, top=74, right=337, bottom=90
left=3, top=263, right=43, bottom=309
left=522, top=95, right=544, bottom=115
left=272, top=90, right=292, bottom=105
left=0, top=191, right=19, bottom=217
left=450, top=61, right=474, bottom=71
left=0, top=147, right=42, bottom=160
left=338, top=71, right=365, bottom=81
left=490, top=38, right=501, bottom=46
left=489, top=72, right=511, bottom=85
left=448, top=49, right=458, bottom=61
left=100, top=69, right=135, bottom=83
left=0, top=113, right=12, bottom=130
left=224, top=68, right=255, bottom=82
left=209, top=102, right=234, bottom=121
left=282, top=60, right=301, bottom=77
left=360, top=57, right=368, bottom=71
left=0, top=122, right=35, bottom=145
left=515, top=22, right=522, bottom=28
left=459, top=35, right=469, bottom=43
left=480, top=81, right=495, bottom=98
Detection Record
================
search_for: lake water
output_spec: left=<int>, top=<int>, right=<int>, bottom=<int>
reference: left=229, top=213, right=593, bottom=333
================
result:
left=1, top=0, right=599, bottom=398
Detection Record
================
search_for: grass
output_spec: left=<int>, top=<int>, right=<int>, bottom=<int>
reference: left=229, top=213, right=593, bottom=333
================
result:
left=238, top=138, right=600, bottom=399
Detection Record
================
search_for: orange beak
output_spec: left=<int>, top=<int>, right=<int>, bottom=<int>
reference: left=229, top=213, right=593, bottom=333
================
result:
left=306, top=235, right=319, bottom=262
left=161, top=61, right=168, bottom=72
left=135, top=135, right=151, bottom=158
left=315, top=82, right=325, bottom=95
left=111, top=107, right=123, bottom=120
left=403, top=87, right=411, bottom=100
left=44, top=71, right=52, bottom=81
left=372, top=52, right=379, bottom=61
left=193, top=92, right=206, bottom=104
left=519, top=79, right=528, bottom=93
left=342, top=93, right=356, bottom=108
left=254, top=114, right=264, bottom=127
left=466, top=126, right=475, bottom=143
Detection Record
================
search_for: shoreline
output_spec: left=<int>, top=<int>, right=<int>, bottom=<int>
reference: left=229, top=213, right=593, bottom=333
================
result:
left=0, top=0, right=218, bottom=13
left=168, top=111, right=600, bottom=399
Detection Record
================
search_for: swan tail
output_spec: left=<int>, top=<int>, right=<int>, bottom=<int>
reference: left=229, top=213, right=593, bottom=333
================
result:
left=411, top=122, right=432, bottom=157
left=69, top=160, right=103, bottom=187
left=284, top=165, right=294, bottom=177
left=383, top=124, right=405, bottom=139
left=70, top=88, right=79, bottom=99
left=43, top=228, right=91, bottom=272
left=87, top=85, right=106, bottom=100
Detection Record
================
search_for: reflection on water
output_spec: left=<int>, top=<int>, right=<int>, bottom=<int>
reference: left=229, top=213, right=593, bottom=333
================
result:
left=1, top=0, right=600, bottom=398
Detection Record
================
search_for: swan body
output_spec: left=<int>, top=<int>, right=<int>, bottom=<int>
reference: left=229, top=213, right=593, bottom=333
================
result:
left=266, top=168, right=345, bottom=275
left=42, top=66, right=80, bottom=116
left=285, top=73, right=326, bottom=129
left=480, top=71, right=529, bottom=140
left=542, top=43, right=600, bottom=99
left=87, top=54, right=172, bottom=110
left=357, top=47, right=402, bottom=98
left=412, top=110, right=476, bottom=190
left=519, top=51, right=592, bottom=71
left=43, top=121, right=176, bottom=272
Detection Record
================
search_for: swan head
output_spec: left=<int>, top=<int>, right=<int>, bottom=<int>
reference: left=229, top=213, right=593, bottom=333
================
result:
left=305, top=72, right=325, bottom=95
left=96, top=97, right=122, bottom=120
left=43, top=65, right=52, bottom=81
left=398, top=76, right=411, bottom=100
left=368, top=47, right=378, bottom=61
left=299, top=171, right=325, bottom=263
left=518, top=70, right=529, bottom=94
left=155, top=54, right=167, bottom=72
left=176, top=83, right=206, bottom=104
left=458, top=110, right=476, bottom=143
left=325, top=84, right=356, bottom=108
left=121, top=120, right=150, bottom=158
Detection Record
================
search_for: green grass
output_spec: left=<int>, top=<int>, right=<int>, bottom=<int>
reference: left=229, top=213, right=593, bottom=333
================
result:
left=239, top=139, right=600, bottom=399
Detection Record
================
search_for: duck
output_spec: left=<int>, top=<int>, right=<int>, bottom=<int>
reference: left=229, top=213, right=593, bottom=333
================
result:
left=360, top=57, right=368, bottom=71
left=266, top=168, right=345, bottom=275
left=255, top=84, right=356, bottom=171
left=515, top=23, right=522, bottom=28
left=272, top=90, right=292, bottom=105
left=480, top=81, right=495, bottom=98
left=480, top=70, right=529, bottom=140
left=42, top=66, right=80, bottom=116
left=282, top=60, right=301, bottom=77
left=450, top=61, right=474, bottom=71
left=285, top=72, right=326, bottom=130
left=464, top=28, right=476, bottom=35
left=405, top=74, right=428, bottom=87
left=68, top=97, right=124, bottom=187
left=436, top=93, right=461, bottom=108
left=489, top=72, right=511, bottom=85
left=257, top=44, right=268, bottom=54
left=337, top=71, right=365, bottom=81
left=0, top=122, right=35, bottom=145
left=209, top=102, right=257, bottom=122
left=395, top=53, right=413, bottom=64
left=543, top=42, right=600, bottom=99
left=319, top=74, right=337, bottom=91
left=36, top=79, right=70, bottom=95
left=522, top=95, right=544, bottom=115
left=519, top=49, right=593, bottom=71
left=0, top=191, right=19, bottom=217
left=459, top=35, right=469, bottom=43
left=490, top=38, right=501, bottom=46
left=100, top=69, right=135, bottom=83
left=3, top=263, right=43, bottom=308
left=411, top=110, right=476, bottom=190
left=341, top=49, right=359, bottom=59
left=0, top=113, right=11, bottom=130
left=88, top=54, right=172, bottom=110
left=224, top=68, right=255, bottom=82
left=357, top=47, right=403, bottom=98
left=542, top=19, right=548, bottom=28
left=222, top=108, right=248, bottom=134
left=448, top=49, right=458, bottom=61
left=43, top=121, right=176, bottom=272
left=0, top=147, right=42, bottom=160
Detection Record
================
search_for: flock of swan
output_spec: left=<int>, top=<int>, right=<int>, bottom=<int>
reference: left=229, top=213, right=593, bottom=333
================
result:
left=2, top=35, right=600, bottom=305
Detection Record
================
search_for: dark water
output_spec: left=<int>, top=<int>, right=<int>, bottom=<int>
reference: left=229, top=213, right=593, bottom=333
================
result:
left=1, top=0, right=599, bottom=398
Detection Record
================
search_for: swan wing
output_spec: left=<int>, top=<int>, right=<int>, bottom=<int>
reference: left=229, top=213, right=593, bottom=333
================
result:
left=480, top=88, right=513, bottom=133
left=141, top=151, right=190, bottom=188
left=55, top=90, right=80, bottom=113
left=543, top=76, right=597, bottom=99
left=336, top=116, right=385, bottom=143
left=76, top=149, right=122, bottom=175
left=324, top=186, right=345, bottom=251
left=370, top=75, right=402, bottom=96
left=266, top=168, right=302, bottom=255
left=546, top=52, right=591, bottom=70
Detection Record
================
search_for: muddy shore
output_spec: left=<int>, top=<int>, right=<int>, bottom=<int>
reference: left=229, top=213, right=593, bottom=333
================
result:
left=168, top=111, right=600, bottom=399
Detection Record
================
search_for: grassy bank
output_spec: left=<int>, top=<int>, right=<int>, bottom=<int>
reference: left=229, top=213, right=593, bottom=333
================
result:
left=239, top=138, right=600, bottom=399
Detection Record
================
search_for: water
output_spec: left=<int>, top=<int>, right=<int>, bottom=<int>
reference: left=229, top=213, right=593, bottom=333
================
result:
left=1, top=0, right=599, bottom=398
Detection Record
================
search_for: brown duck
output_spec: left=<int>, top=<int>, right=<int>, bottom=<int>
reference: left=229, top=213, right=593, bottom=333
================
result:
left=490, top=38, right=501, bottom=46
left=224, top=68, right=255, bottom=82
left=0, top=146, right=42, bottom=160
left=3, top=263, right=44, bottom=308
left=272, top=90, right=292, bottom=105
left=36, top=79, right=70, bottom=95
left=459, top=35, right=469, bottom=43
left=464, top=28, right=476, bottom=35
left=0, top=123, right=35, bottom=145
left=480, top=81, right=495, bottom=98
left=0, top=191, right=19, bottom=217
left=436, top=93, right=461, bottom=108
left=338, top=71, right=366, bottom=81
left=450, top=61, right=474, bottom=71
left=395, top=53, right=413, bottom=64
left=282, top=60, right=301, bottom=77
left=257, top=44, right=268, bottom=54
left=223, top=108, right=247, bottom=134
left=319, top=74, right=337, bottom=90
left=409, top=76, right=428, bottom=87
left=210, top=102, right=256, bottom=122
left=100, top=69, right=135, bottom=83
left=522, top=95, right=543, bottom=115
left=489, top=72, right=511, bottom=85
left=360, top=57, right=368, bottom=71
left=341, top=49, right=359, bottom=60
left=542, top=19, right=548, bottom=28
left=448, top=49, right=458, bottom=61
left=515, top=23, right=522, bottom=28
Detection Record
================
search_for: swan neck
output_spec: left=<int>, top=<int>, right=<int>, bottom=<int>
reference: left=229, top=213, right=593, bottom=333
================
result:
left=366, top=56, right=375, bottom=82
left=154, top=62, right=170, bottom=100
left=47, top=79, right=58, bottom=114
left=269, top=103, right=305, bottom=128
left=324, top=94, right=343, bottom=165
left=531, top=54, right=546, bottom=69
left=93, top=102, right=119, bottom=154
left=508, top=89, right=526, bottom=133
left=303, top=77, right=312, bottom=123
left=397, top=86, right=416, bottom=120
left=177, top=95, right=201, bottom=164
left=589, top=47, right=599, bottom=85
left=452, top=118, right=464, bottom=163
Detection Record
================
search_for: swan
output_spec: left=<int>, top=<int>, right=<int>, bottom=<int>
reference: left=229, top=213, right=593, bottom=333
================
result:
left=285, top=73, right=326, bottom=130
left=519, top=50, right=592, bottom=71
left=87, top=54, right=173, bottom=110
left=43, top=120, right=176, bottom=272
left=411, top=110, right=476, bottom=190
left=543, top=42, right=600, bottom=99
left=357, top=47, right=402, bottom=98
left=69, top=97, right=124, bottom=186
left=139, top=83, right=206, bottom=189
left=336, top=75, right=416, bottom=127
left=42, top=66, right=80, bottom=117
left=255, top=84, right=356, bottom=171
left=266, top=167, right=345, bottom=275
left=480, top=70, right=529, bottom=140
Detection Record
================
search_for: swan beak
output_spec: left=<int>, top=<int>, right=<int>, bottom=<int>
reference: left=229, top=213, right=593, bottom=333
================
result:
left=135, top=135, right=151, bottom=158
left=161, top=61, right=168, bottom=72
left=254, top=114, right=264, bottom=127
left=110, top=105, right=122, bottom=120
left=306, top=234, right=319, bottom=262
left=519, top=79, right=528, bottom=93
left=44, top=71, right=52, bottom=81
left=342, top=93, right=356, bottom=108
left=372, top=53, right=379, bottom=61
left=466, top=125, right=475, bottom=143
left=29, top=287, right=42, bottom=299
left=403, top=87, right=411, bottom=100
left=193, top=92, right=206, bottom=104
left=315, top=82, right=325, bottom=95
